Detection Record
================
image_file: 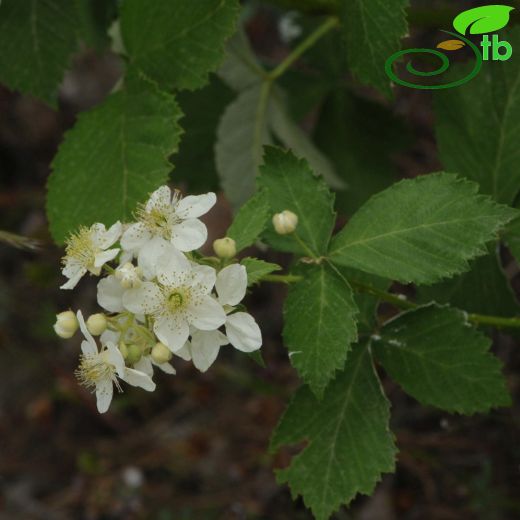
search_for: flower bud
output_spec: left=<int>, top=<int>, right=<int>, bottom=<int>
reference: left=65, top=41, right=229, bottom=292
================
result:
left=54, top=310, right=78, bottom=338
left=86, top=313, right=107, bottom=335
left=119, top=342, right=128, bottom=359
left=213, top=237, right=237, bottom=259
left=115, top=262, right=142, bottom=289
left=272, top=210, right=298, bottom=235
left=151, top=342, right=172, bottom=364
left=126, top=344, right=142, bottom=365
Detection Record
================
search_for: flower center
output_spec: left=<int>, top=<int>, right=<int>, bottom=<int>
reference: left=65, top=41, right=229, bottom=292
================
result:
left=63, top=227, right=97, bottom=268
left=75, top=354, right=120, bottom=392
left=136, top=192, right=183, bottom=240
left=166, top=288, right=189, bottom=312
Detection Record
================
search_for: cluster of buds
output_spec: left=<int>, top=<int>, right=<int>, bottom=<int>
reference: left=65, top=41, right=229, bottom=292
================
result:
left=54, top=186, right=263, bottom=413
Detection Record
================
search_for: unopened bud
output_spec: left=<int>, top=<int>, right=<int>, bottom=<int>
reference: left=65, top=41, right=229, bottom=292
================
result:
left=272, top=210, right=298, bottom=235
left=86, top=313, right=107, bottom=335
left=151, top=342, right=172, bottom=364
left=115, top=262, right=142, bottom=289
left=54, top=310, right=78, bottom=338
left=213, top=237, right=237, bottom=259
left=126, top=344, right=142, bottom=365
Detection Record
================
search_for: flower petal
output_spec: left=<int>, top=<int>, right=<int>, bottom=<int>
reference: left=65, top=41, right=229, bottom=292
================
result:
left=105, top=342, right=126, bottom=378
left=121, top=222, right=151, bottom=252
left=98, top=221, right=122, bottom=249
left=193, top=264, right=217, bottom=293
left=134, top=357, right=154, bottom=377
left=146, top=237, right=190, bottom=282
left=190, top=329, right=227, bottom=372
left=123, top=368, right=156, bottom=391
left=101, top=329, right=120, bottom=345
left=145, top=185, right=172, bottom=212
left=216, top=264, right=247, bottom=306
left=123, top=282, right=162, bottom=315
left=188, top=296, right=226, bottom=330
left=97, top=275, right=125, bottom=312
left=171, top=219, right=207, bottom=251
left=225, top=312, right=262, bottom=352
left=174, top=341, right=192, bottom=361
left=95, top=378, right=114, bottom=413
left=60, top=266, right=87, bottom=290
left=94, top=248, right=119, bottom=269
left=154, top=315, right=189, bottom=352
left=76, top=310, right=97, bottom=354
left=175, top=192, right=216, bottom=219
left=155, top=361, right=176, bottom=375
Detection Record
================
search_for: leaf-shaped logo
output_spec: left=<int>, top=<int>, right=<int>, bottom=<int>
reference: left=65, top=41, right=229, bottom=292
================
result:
left=437, top=39, right=466, bottom=51
left=453, top=5, right=514, bottom=35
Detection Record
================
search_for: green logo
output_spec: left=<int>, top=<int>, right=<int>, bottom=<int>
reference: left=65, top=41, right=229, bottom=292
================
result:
left=385, top=5, right=514, bottom=90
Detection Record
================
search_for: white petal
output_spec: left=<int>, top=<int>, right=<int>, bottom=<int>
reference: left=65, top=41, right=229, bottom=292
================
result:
left=225, top=312, right=262, bottom=352
left=175, top=342, right=192, bottom=361
left=121, top=222, right=151, bottom=252
left=175, top=193, right=216, bottom=219
left=141, top=236, right=189, bottom=281
left=216, top=264, right=247, bottom=306
left=101, top=329, right=120, bottom=345
left=123, top=282, right=162, bottom=314
left=188, top=296, right=226, bottom=330
left=190, top=330, right=226, bottom=372
left=94, top=248, right=119, bottom=269
left=98, top=221, right=122, bottom=249
left=123, top=368, right=156, bottom=391
left=97, top=275, right=125, bottom=312
left=193, top=264, right=216, bottom=293
left=105, top=342, right=126, bottom=378
left=154, top=315, right=189, bottom=352
left=155, top=362, right=176, bottom=375
left=134, top=357, right=154, bottom=377
left=171, top=219, right=207, bottom=251
left=95, top=378, right=114, bottom=413
left=145, top=185, right=172, bottom=212
left=76, top=310, right=97, bottom=354
left=60, top=266, right=86, bottom=290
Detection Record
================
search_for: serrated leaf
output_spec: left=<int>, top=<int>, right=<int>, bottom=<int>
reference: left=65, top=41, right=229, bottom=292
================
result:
left=0, top=0, right=78, bottom=106
left=341, top=0, right=409, bottom=96
left=215, top=84, right=274, bottom=207
left=329, top=173, right=517, bottom=285
left=120, top=0, right=239, bottom=91
left=373, top=305, right=511, bottom=414
left=227, top=190, right=271, bottom=252
left=241, top=258, right=282, bottom=286
left=453, top=5, right=514, bottom=35
left=417, top=246, right=518, bottom=317
left=435, top=27, right=520, bottom=205
left=270, top=344, right=397, bottom=520
left=47, top=75, right=183, bottom=243
left=283, top=265, right=358, bottom=397
left=504, top=215, right=520, bottom=264
left=437, top=39, right=465, bottom=51
left=259, top=147, right=336, bottom=257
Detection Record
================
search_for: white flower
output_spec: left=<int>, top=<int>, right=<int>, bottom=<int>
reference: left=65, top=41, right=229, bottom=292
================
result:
left=61, top=222, right=122, bottom=290
left=122, top=247, right=226, bottom=352
left=115, top=262, right=142, bottom=288
left=75, top=311, right=155, bottom=413
left=121, top=186, right=216, bottom=254
left=97, top=274, right=126, bottom=313
left=178, top=264, right=262, bottom=372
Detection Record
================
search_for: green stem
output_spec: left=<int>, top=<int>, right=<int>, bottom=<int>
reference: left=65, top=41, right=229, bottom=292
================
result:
left=267, top=16, right=339, bottom=81
left=263, top=274, right=303, bottom=284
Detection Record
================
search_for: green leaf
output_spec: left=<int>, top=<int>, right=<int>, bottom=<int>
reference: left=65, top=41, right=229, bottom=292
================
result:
left=74, top=0, right=117, bottom=50
left=453, top=5, right=514, bottom=35
left=47, top=74, right=183, bottom=243
left=435, top=27, right=520, bottom=205
left=215, top=84, right=274, bottom=207
left=504, top=215, right=520, bottom=264
left=314, top=89, right=410, bottom=215
left=241, top=258, right=282, bottom=286
left=283, top=265, right=358, bottom=397
left=247, top=349, right=266, bottom=368
left=341, top=0, right=409, bottom=96
left=0, top=0, right=79, bottom=106
left=329, top=173, right=517, bottom=285
left=259, top=147, right=336, bottom=257
left=417, top=247, right=518, bottom=317
left=373, top=305, right=511, bottom=414
left=270, top=344, right=397, bottom=520
left=120, top=0, right=239, bottom=91
left=227, top=190, right=271, bottom=252
left=175, top=76, right=234, bottom=192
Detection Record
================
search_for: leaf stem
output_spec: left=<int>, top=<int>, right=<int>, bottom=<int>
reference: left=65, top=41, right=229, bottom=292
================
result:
left=262, top=274, right=304, bottom=284
left=267, top=16, right=339, bottom=81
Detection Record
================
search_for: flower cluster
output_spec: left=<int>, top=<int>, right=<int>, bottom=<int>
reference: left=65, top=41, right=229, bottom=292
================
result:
left=55, top=186, right=262, bottom=413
